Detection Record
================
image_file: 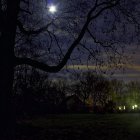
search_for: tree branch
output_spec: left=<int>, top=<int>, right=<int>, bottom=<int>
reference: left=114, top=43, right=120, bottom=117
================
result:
left=87, top=28, right=115, bottom=48
left=15, top=16, right=90, bottom=72
left=20, top=8, right=31, bottom=15
left=17, top=20, right=52, bottom=35
left=91, top=0, right=120, bottom=20
left=15, top=0, right=120, bottom=73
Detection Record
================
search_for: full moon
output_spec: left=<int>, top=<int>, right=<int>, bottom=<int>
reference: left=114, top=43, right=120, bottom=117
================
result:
left=48, top=5, right=57, bottom=14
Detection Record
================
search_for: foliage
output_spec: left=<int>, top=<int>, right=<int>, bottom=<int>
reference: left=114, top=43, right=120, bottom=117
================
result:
left=14, top=69, right=140, bottom=115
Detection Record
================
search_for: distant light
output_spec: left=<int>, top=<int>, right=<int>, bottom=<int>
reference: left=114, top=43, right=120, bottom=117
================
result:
left=119, top=107, right=122, bottom=110
left=123, top=106, right=125, bottom=110
left=132, top=106, right=135, bottom=110
left=134, top=104, right=138, bottom=108
left=48, top=5, right=57, bottom=14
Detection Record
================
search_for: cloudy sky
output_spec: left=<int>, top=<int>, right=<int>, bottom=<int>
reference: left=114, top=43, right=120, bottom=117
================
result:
left=20, top=0, right=140, bottom=82
left=44, top=0, right=140, bottom=82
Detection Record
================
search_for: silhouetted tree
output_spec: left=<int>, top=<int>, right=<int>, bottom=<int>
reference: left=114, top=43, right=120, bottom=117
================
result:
left=14, top=67, right=50, bottom=117
left=46, top=79, right=68, bottom=113
left=73, top=72, right=111, bottom=112
left=14, top=68, right=69, bottom=115
left=85, top=74, right=111, bottom=112
left=74, top=72, right=94, bottom=106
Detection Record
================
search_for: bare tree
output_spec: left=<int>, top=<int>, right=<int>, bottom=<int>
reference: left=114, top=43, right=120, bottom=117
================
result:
left=91, top=75, right=111, bottom=111
left=73, top=72, right=111, bottom=112
left=74, top=72, right=97, bottom=106
left=0, top=0, right=140, bottom=139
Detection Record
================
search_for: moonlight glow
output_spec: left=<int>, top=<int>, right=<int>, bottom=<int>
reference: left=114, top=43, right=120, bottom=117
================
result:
left=48, top=5, right=57, bottom=14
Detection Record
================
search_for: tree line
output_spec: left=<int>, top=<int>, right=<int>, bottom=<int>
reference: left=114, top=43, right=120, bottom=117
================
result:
left=14, top=67, right=140, bottom=117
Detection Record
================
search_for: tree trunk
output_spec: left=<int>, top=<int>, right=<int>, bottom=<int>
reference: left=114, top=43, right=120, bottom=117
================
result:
left=0, top=22, right=16, bottom=139
left=0, top=0, right=20, bottom=139
left=0, top=60, right=15, bottom=139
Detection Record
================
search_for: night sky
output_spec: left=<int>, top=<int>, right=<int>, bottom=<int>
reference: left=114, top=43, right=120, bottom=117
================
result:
left=18, top=0, right=140, bottom=82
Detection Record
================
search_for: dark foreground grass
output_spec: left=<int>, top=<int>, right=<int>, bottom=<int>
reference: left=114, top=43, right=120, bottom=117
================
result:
left=16, top=113, right=140, bottom=140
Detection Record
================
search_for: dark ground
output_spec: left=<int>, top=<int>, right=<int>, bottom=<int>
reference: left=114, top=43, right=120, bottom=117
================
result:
left=16, top=113, right=140, bottom=140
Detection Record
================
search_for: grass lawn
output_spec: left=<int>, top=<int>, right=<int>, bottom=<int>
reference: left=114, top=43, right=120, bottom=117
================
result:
left=17, top=113, right=140, bottom=140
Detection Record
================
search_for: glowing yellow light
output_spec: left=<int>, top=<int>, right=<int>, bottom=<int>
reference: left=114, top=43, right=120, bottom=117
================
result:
left=123, top=106, right=125, bottom=110
left=134, top=104, right=138, bottom=108
left=119, top=107, right=122, bottom=110
left=49, top=5, right=57, bottom=14
left=132, top=106, right=135, bottom=110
